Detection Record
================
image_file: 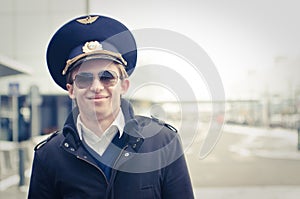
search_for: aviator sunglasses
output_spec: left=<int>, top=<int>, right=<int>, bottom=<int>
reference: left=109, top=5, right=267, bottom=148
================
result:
left=73, top=70, right=122, bottom=89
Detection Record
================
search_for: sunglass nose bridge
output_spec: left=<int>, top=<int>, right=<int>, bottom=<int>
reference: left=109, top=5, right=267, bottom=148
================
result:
left=89, top=76, right=106, bottom=91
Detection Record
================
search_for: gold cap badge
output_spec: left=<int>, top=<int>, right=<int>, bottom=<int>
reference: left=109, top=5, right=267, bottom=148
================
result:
left=76, top=16, right=99, bottom=24
left=82, top=41, right=103, bottom=53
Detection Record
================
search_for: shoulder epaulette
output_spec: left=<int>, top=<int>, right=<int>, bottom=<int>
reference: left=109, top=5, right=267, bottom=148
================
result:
left=34, top=130, right=60, bottom=151
left=150, top=115, right=178, bottom=133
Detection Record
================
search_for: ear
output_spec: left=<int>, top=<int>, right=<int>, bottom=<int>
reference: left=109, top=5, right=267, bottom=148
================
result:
left=66, top=83, right=76, bottom=99
left=120, top=79, right=130, bottom=95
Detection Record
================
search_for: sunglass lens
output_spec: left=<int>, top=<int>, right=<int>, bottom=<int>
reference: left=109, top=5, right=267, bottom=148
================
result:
left=75, top=73, right=94, bottom=88
left=99, top=70, right=118, bottom=86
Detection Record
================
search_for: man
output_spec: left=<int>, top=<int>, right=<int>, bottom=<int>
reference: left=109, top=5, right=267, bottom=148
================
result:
left=28, top=15, right=194, bottom=199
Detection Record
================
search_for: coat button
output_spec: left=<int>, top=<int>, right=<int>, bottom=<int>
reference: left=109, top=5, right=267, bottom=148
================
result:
left=124, top=152, right=130, bottom=157
left=132, top=144, right=137, bottom=149
left=70, top=148, right=75, bottom=152
left=136, top=138, right=140, bottom=142
left=64, top=142, right=69, bottom=148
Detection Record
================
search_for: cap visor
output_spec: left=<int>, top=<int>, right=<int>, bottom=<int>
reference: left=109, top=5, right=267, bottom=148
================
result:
left=69, top=54, right=124, bottom=72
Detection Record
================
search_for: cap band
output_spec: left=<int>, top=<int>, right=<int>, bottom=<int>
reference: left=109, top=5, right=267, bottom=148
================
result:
left=62, top=50, right=127, bottom=75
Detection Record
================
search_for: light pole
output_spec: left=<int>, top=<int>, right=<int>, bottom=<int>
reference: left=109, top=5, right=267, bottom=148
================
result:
left=86, top=0, right=90, bottom=15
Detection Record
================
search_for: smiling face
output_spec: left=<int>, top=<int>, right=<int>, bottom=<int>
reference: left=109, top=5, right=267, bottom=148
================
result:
left=66, top=59, right=129, bottom=125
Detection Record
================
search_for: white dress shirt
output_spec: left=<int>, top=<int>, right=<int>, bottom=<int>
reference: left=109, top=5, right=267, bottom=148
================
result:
left=76, top=109, right=125, bottom=156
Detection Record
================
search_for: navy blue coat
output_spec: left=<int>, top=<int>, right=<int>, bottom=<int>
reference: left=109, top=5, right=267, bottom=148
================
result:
left=28, top=100, right=194, bottom=199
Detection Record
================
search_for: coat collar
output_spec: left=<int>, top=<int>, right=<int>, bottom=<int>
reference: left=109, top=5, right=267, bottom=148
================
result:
left=61, top=98, right=144, bottom=152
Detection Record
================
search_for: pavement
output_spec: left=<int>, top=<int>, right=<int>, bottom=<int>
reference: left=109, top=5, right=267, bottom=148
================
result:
left=194, top=186, right=300, bottom=199
left=223, top=124, right=300, bottom=160
left=0, top=185, right=28, bottom=199
left=1, top=124, right=300, bottom=199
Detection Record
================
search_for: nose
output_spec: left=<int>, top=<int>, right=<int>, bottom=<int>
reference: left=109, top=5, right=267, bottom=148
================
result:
left=90, top=77, right=104, bottom=92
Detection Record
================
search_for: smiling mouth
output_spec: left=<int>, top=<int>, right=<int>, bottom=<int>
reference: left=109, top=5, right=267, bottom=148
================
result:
left=88, top=95, right=109, bottom=100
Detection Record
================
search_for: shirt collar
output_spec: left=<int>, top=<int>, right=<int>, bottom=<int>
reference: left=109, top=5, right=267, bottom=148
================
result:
left=76, top=108, right=125, bottom=141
